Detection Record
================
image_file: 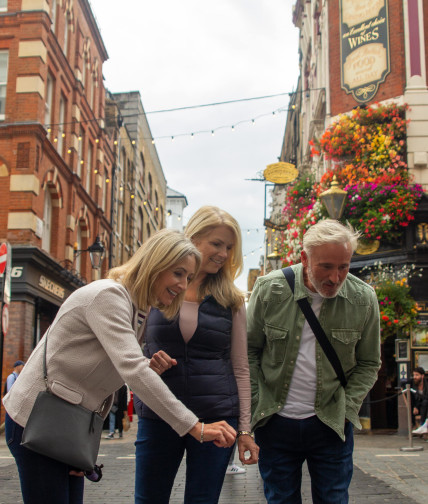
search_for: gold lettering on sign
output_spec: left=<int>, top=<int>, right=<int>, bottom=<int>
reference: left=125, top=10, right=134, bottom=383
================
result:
left=342, top=0, right=384, bottom=27
left=344, top=43, right=387, bottom=88
left=340, top=0, right=390, bottom=103
left=39, top=275, right=65, bottom=299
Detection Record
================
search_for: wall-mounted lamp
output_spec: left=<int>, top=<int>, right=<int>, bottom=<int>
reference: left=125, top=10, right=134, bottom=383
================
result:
left=319, top=175, right=348, bottom=220
left=74, top=236, right=105, bottom=270
left=267, top=243, right=282, bottom=271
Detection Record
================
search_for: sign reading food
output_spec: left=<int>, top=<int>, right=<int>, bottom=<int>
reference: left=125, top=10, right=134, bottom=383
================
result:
left=340, top=0, right=390, bottom=103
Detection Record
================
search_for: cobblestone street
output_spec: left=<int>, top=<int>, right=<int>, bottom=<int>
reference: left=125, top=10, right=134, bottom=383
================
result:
left=1, top=422, right=428, bottom=503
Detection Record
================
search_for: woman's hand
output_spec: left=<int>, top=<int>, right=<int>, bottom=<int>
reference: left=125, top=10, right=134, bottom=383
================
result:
left=238, top=434, right=259, bottom=465
left=188, top=421, right=236, bottom=448
left=69, top=470, right=84, bottom=477
left=149, top=350, right=177, bottom=375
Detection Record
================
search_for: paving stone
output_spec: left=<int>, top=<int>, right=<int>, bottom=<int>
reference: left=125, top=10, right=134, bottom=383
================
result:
left=0, top=425, right=426, bottom=503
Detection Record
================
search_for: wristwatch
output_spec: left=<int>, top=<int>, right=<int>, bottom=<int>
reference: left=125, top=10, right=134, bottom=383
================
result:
left=237, top=430, right=254, bottom=439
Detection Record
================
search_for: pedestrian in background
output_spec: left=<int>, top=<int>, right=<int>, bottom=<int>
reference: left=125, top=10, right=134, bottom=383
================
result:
left=115, top=384, right=129, bottom=438
left=105, top=384, right=129, bottom=439
left=3, top=229, right=236, bottom=504
left=410, top=367, right=428, bottom=434
left=4, top=360, right=25, bottom=394
left=134, top=206, right=259, bottom=504
left=225, top=443, right=246, bottom=475
left=247, top=219, right=381, bottom=504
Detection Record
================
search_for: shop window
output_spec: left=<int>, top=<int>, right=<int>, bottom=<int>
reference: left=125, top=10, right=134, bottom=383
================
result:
left=42, top=189, right=53, bottom=253
left=0, top=51, right=7, bottom=120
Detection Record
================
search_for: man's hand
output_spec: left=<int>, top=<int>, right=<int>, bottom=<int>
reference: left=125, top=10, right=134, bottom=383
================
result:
left=149, top=350, right=177, bottom=375
left=238, top=435, right=259, bottom=465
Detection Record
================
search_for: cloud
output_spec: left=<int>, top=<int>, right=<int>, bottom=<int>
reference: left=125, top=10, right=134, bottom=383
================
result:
left=90, top=0, right=299, bottom=289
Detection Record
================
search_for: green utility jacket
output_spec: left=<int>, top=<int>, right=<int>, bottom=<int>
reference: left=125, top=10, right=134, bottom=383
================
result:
left=247, top=264, right=381, bottom=441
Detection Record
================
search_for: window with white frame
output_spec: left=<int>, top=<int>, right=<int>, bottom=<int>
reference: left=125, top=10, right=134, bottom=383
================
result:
left=102, top=170, right=108, bottom=212
left=63, top=14, right=69, bottom=56
left=75, top=225, right=82, bottom=274
left=117, top=199, right=123, bottom=237
left=42, top=188, right=52, bottom=253
left=57, top=95, right=65, bottom=154
left=50, top=0, right=57, bottom=33
left=86, top=142, right=93, bottom=193
left=44, top=74, right=53, bottom=129
left=90, top=73, right=95, bottom=110
left=138, top=208, right=143, bottom=244
left=82, top=53, right=87, bottom=89
left=76, top=130, right=84, bottom=177
left=0, top=51, right=8, bottom=120
left=0, top=0, right=7, bottom=12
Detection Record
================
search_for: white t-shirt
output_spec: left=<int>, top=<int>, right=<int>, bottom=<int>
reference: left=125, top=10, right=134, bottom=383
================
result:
left=278, top=289, right=323, bottom=419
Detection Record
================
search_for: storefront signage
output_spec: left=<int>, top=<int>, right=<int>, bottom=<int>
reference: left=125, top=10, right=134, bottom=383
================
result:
left=38, top=275, right=65, bottom=299
left=340, top=0, right=390, bottom=103
left=264, top=162, right=298, bottom=185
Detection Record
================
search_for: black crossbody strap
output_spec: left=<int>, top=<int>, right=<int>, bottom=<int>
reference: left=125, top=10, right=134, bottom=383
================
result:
left=282, top=267, right=347, bottom=388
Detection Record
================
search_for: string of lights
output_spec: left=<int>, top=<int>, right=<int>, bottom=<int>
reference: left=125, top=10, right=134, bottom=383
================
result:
left=44, top=92, right=291, bottom=130
left=43, top=85, right=327, bottom=130
left=243, top=246, right=264, bottom=261
left=242, top=228, right=283, bottom=260
left=46, top=105, right=289, bottom=146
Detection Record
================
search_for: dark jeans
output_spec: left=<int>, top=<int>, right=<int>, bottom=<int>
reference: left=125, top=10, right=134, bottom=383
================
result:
left=256, top=414, right=354, bottom=504
left=5, top=413, right=84, bottom=504
left=414, top=397, right=428, bottom=424
left=134, top=416, right=237, bottom=504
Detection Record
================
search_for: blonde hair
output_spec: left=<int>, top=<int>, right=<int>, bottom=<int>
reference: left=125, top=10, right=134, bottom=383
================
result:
left=108, top=228, right=201, bottom=319
left=184, top=206, right=244, bottom=311
left=303, top=218, right=360, bottom=255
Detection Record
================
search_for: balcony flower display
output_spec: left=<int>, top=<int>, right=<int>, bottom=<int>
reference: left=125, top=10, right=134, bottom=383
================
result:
left=280, top=174, right=325, bottom=265
left=361, top=262, right=422, bottom=341
left=280, top=102, right=424, bottom=265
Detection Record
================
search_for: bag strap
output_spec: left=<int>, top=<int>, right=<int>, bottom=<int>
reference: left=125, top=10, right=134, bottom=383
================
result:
left=42, top=327, right=50, bottom=390
left=282, top=267, right=348, bottom=388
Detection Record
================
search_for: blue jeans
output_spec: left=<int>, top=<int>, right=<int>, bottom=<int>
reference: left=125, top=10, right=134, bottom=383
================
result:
left=5, top=413, right=84, bottom=504
left=134, top=416, right=237, bottom=504
left=109, top=411, right=116, bottom=433
left=256, top=414, right=353, bottom=504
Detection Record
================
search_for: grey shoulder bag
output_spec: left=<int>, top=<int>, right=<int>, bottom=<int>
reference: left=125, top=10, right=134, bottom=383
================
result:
left=21, top=328, right=104, bottom=471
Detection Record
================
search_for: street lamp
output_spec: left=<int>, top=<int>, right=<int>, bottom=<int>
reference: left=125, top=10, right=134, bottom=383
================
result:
left=74, top=236, right=105, bottom=270
left=319, top=175, right=348, bottom=220
left=267, top=243, right=282, bottom=271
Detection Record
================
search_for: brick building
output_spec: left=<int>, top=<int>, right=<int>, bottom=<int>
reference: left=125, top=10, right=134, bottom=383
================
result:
left=273, top=0, right=428, bottom=429
left=0, top=0, right=117, bottom=407
left=111, top=91, right=167, bottom=257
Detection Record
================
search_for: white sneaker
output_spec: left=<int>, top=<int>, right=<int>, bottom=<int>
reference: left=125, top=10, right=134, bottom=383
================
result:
left=226, top=463, right=246, bottom=475
left=412, top=422, right=428, bottom=435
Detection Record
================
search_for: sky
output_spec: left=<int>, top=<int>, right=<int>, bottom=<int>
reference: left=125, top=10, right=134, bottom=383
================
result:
left=88, top=0, right=300, bottom=291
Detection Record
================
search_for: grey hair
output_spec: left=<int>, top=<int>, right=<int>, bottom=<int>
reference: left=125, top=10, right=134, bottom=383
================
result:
left=303, top=219, right=361, bottom=255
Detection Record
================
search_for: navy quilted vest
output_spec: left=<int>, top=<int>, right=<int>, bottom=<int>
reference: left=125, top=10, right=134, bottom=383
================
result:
left=135, top=296, right=239, bottom=420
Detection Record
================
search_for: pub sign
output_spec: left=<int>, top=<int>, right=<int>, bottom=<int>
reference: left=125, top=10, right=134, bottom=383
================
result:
left=340, top=0, right=390, bottom=103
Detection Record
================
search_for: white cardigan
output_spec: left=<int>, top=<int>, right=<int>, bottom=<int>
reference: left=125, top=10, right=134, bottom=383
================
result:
left=3, top=279, right=198, bottom=437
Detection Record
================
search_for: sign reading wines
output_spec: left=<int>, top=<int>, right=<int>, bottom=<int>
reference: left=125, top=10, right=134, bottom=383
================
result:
left=340, top=0, right=390, bottom=103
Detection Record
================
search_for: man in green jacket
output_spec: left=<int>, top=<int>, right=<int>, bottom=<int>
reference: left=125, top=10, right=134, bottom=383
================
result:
left=247, top=219, right=381, bottom=504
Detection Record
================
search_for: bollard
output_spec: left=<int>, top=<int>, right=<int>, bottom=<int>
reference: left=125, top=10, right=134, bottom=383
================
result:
left=400, top=384, right=424, bottom=452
